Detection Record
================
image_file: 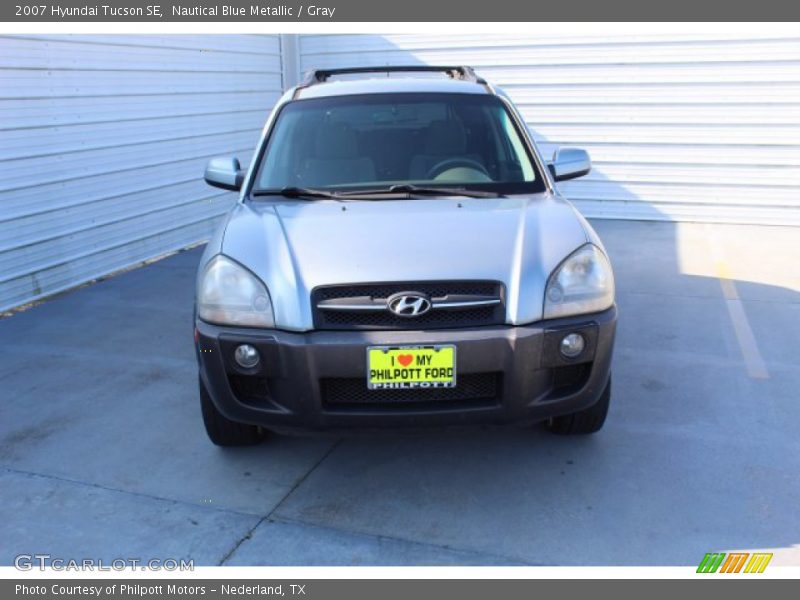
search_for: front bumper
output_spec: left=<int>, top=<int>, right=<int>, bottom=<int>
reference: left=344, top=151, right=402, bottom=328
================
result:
left=195, top=306, right=616, bottom=432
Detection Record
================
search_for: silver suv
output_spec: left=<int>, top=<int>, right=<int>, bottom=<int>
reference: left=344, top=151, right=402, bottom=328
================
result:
left=196, top=66, right=616, bottom=446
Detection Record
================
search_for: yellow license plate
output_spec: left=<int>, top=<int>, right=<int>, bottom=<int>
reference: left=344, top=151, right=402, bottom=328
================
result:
left=367, top=345, right=456, bottom=389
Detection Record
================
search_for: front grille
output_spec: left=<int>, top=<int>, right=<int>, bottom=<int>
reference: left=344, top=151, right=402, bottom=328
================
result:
left=312, top=281, right=505, bottom=330
left=321, top=372, right=501, bottom=409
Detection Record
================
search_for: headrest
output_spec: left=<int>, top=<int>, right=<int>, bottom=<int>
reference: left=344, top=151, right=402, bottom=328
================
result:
left=424, top=119, right=467, bottom=155
left=314, top=122, right=359, bottom=159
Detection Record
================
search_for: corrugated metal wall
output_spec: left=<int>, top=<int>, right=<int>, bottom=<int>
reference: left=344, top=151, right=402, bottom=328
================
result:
left=296, top=33, right=800, bottom=226
left=0, top=34, right=282, bottom=312
left=2, top=32, right=798, bottom=312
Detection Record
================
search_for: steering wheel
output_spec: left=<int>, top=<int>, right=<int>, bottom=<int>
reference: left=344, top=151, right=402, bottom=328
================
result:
left=426, top=158, right=491, bottom=180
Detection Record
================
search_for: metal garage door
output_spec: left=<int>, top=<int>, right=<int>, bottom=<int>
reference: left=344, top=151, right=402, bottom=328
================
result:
left=293, top=32, right=800, bottom=226
left=0, top=34, right=283, bottom=312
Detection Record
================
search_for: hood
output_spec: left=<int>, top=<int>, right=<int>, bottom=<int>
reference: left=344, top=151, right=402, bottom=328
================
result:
left=220, top=194, right=589, bottom=330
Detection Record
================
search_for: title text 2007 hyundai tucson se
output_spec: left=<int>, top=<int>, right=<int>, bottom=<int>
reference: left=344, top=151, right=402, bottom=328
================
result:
left=195, top=66, right=616, bottom=446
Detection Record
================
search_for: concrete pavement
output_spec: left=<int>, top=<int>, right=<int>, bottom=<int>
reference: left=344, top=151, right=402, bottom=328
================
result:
left=1, top=220, right=798, bottom=566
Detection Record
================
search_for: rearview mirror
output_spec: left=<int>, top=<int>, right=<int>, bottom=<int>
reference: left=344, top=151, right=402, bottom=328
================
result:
left=204, top=157, right=244, bottom=191
left=548, top=147, right=591, bottom=182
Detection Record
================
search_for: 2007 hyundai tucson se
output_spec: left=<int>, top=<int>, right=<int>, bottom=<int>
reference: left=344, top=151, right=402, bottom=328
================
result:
left=195, top=66, right=616, bottom=446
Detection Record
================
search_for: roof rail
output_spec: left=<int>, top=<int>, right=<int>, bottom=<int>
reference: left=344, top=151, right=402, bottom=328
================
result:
left=298, top=65, right=488, bottom=88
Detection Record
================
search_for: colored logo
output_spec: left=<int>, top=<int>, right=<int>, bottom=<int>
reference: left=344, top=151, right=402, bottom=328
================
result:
left=697, top=552, right=773, bottom=573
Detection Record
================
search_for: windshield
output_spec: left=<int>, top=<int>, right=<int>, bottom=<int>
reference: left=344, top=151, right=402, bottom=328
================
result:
left=252, top=93, right=545, bottom=196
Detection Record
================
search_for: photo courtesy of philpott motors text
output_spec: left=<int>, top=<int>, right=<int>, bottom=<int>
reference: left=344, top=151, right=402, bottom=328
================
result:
left=14, top=584, right=305, bottom=598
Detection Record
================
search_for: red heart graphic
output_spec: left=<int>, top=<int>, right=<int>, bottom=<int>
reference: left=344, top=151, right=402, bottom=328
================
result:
left=397, top=354, right=413, bottom=367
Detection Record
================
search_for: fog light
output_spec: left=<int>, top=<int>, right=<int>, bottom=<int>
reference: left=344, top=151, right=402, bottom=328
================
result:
left=560, top=333, right=585, bottom=358
left=234, top=344, right=260, bottom=368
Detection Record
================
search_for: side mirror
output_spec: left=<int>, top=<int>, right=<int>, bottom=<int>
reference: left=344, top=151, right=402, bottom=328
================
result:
left=547, top=147, right=591, bottom=182
left=204, top=156, right=244, bottom=191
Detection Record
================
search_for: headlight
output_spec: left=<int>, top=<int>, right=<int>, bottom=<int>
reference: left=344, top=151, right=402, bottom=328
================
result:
left=544, top=244, right=614, bottom=319
left=197, top=255, right=275, bottom=327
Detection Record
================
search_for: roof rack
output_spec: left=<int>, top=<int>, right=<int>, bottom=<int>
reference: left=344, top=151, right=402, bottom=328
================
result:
left=298, top=65, right=488, bottom=88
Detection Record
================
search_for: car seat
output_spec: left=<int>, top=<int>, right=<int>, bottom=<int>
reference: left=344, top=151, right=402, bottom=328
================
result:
left=300, top=122, right=376, bottom=186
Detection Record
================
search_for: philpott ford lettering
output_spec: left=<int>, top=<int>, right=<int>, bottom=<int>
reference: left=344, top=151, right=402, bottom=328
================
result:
left=195, top=66, right=617, bottom=445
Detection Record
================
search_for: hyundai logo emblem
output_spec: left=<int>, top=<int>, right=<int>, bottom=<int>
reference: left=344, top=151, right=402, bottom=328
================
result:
left=387, top=292, right=432, bottom=317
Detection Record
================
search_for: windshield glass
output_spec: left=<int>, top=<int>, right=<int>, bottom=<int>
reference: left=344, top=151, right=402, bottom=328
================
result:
left=253, top=93, right=545, bottom=195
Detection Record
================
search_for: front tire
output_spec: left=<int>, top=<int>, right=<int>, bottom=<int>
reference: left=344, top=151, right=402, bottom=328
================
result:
left=546, top=377, right=611, bottom=435
left=199, top=377, right=265, bottom=446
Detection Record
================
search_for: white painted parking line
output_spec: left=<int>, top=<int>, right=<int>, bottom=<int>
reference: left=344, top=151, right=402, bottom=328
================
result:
left=706, top=226, right=769, bottom=380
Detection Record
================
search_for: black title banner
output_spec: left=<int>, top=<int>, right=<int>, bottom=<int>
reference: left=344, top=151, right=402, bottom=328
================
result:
left=4, top=0, right=800, bottom=21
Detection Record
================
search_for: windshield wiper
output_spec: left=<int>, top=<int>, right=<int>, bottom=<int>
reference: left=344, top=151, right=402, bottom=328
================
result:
left=252, top=185, right=503, bottom=200
left=340, top=184, right=502, bottom=199
left=253, top=187, right=343, bottom=200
